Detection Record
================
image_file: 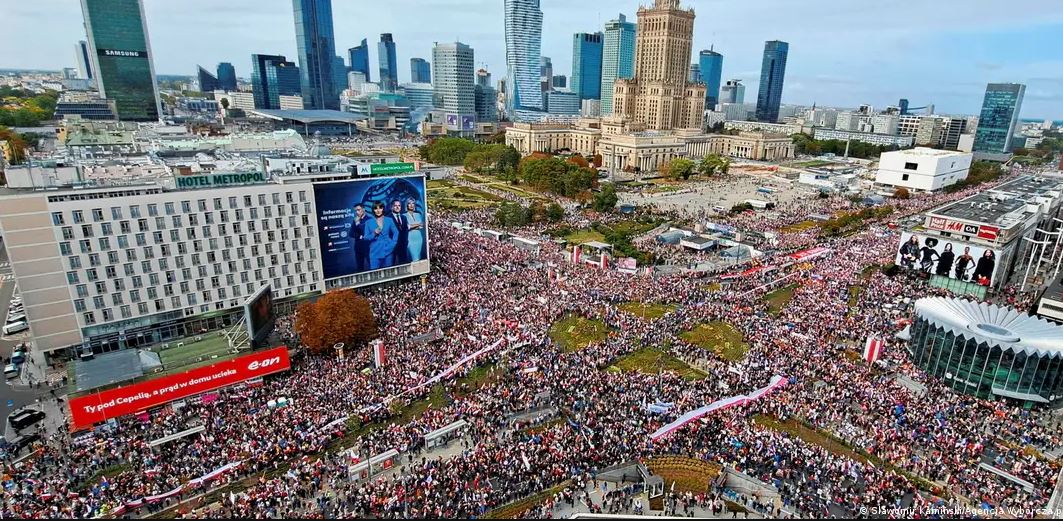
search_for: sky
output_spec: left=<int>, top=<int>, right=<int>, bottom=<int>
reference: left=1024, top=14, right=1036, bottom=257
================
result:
left=2, top=0, right=1062, bottom=119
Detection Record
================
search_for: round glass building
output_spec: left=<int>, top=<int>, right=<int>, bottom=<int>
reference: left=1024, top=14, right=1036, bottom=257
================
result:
left=909, top=297, right=1063, bottom=407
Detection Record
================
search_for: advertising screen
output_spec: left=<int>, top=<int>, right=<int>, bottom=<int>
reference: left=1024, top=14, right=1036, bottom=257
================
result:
left=314, top=175, right=430, bottom=281
left=896, top=232, right=1001, bottom=287
left=69, top=347, right=291, bottom=430
left=244, top=284, right=275, bottom=348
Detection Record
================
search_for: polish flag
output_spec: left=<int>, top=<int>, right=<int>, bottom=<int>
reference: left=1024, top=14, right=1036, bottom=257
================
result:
left=599, top=253, right=608, bottom=270
left=571, top=246, right=582, bottom=264
left=863, top=336, right=884, bottom=364
left=372, top=340, right=386, bottom=368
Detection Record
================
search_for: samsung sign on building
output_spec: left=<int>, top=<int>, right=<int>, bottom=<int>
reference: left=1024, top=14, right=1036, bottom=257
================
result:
left=176, top=171, right=269, bottom=189
left=97, top=48, right=147, bottom=58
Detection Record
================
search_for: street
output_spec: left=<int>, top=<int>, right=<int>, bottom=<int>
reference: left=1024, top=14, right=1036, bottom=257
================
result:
left=0, top=239, right=48, bottom=441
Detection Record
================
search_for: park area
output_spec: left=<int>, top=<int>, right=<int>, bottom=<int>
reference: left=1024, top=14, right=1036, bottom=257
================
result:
left=427, top=179, right=502, bottom=210
left=679, top=321, right=750, bottom=362
left=618, top=301, right=677, bottom=321
left=609, top=347, right=705, bottom=381
left=459, top=173, right=551, bottom=202
left=763, top=284, right=798, bottom=316
left=548, top=315, right=610, bottom=352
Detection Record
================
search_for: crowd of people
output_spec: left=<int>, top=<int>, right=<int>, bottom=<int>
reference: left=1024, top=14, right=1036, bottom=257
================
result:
left=1, top=162, right=1061, bottom=519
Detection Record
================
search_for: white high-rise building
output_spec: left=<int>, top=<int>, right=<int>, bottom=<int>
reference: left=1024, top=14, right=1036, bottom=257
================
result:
left=347, top=71, right=366, bottom=93
left=433, top=41, right=476, bottom=133
left=504, top=0, right=544, bottom=120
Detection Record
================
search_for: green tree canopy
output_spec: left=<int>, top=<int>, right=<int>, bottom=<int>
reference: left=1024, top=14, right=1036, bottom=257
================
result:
left=592, top=183, right=618, bottom=213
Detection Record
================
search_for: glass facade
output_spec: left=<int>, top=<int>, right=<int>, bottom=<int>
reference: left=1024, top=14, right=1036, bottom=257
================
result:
left=348, top=39, right=370, bottom=83
left=252, top=54, right=300, bottom=109
left=411, top=58, right=431, bottom=84
left=755, top=40, right=788, bottom=123
left=505, top=0, right=544, bottom=118
left=909, top=316, right=1063, bottom=406
left=81, top=0, right=160, bottom=121
left=217, top=62, right=237, bottom=91
left=378, top=34, right=398, bottom=92
left=600, top=13, right=636, bottom=117
left=197, top=66, right=220, bottom=93
left=973, top=83, right=1026, bottom=154
left=571, top=32, right=603, bottom=101
left=698, top=49, right=723, bottom=108
left=292, top=0, right=340, bottom=109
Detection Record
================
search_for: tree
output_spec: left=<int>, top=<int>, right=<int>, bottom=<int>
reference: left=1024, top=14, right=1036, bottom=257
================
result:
left=219, top=98, right=230, bottom=110
left=592, top=183, right=618, bottom=213
left=545, top=202, right=565, bottom=222
left=893, top=187, right=911, bottom=199
left=293, top=290, right=378, bottom=354
left=592, top=154, right=603, bottom=168
left=665, top=158, right=696, bottom=180
left=0, top=126, right=28, bottom=165
left=567, top=155, right=590, bottom=169
left=697, top=154, right=730, bottom=177
left=496, top=201, right=531, bottom=227
left=419, top=137, right=478, bottom=165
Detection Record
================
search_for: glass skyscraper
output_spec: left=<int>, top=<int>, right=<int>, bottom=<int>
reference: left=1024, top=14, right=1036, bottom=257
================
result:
left=197, top=66, right=220, bottom=92
left=378, top=34, right=398, bottom=92
left=755, top=40, right=788, bottom=123
left=698, top=48, right=723, bottom=108
left=74, top=40, right=93, bottom=80
left=504, top=0, right=544, bottom=119
left=973, top=83, right=1026, bottom=154
left=251, top=54, right=301, bottom=109
left=292, top=0, right=339, bottom=110
left=571, top=32, right=603, bottom=101
left=410, top=58, right=431, bottom=84
left=80, top=0, right=160, bottom=121
left=348, top=39, right=370, bottom=83
left=600, top=13, right=636, bottom=117
left=216, top=62, right=237, bottom=91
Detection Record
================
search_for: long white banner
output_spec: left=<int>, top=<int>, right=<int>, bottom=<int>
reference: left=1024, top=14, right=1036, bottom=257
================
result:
left=649, top=375, right=788, bottom=441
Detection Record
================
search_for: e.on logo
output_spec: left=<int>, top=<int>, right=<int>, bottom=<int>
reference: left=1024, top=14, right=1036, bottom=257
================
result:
left=248, top=356, right=282, bottom=371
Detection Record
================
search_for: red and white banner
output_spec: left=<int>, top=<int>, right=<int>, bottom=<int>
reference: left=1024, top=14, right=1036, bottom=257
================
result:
left=864, top=336, right=884, bottom=364
left=372, top=340, right=387, bottom=368
left=599, top=253, right=608, bottom=270
left=650, top=376, right=787, bottom=441
left=927, top=217, right=1000, bottom=241
left=787, top=247, right=833, bottom=263
left=69, top=347, right=290, bottom=430
left=571, top=246, right=582, bottom=264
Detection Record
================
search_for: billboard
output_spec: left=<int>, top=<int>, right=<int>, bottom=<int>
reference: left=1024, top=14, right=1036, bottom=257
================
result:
left=244, top=284, right=275, bottom=349
left=896, top=232, right=1001, bottom=287
left=314, top=175, right=430, bottom=281
left=69, top=347, right=291, bottom=430
left=926, top=216, right=1000, bottom=241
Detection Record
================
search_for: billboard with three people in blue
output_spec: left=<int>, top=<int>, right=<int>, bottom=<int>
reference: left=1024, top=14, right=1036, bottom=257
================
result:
left=314, top=175, right=429, bottom=281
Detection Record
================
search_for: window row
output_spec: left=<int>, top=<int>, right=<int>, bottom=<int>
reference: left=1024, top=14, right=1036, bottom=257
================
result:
left=50, top=192, right=310, bottom=225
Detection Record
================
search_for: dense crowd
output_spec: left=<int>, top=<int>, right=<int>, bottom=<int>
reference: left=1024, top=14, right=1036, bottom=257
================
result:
left=1, top=163, right=1060, bottom=519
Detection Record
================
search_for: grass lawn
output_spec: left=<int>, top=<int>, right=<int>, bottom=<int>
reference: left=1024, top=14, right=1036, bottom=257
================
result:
left=679, top=321, right=750, bottom=363
left=617, top=301, right=677, bottom=321
left=763, top=284, right=798, bottom=316
left=608, top=219, right=662, bottom=237
left=152, top=333, right=233, bottom=369
left=610, top=347, right=706, bottom=381
left=491, top=182, right=550, bottom=201
left=428, top=184, right=503, bottom=210
left=549, top=315, right=610, bottom=352
left=564, top=228, right=607, bottom=245
left=860, top=264, right=879, bottom=280
left=779, top=220, right=819, bottom=233
left=847, top=286, right=862, bottom=309
left=426, top=179, right=453, bottom=189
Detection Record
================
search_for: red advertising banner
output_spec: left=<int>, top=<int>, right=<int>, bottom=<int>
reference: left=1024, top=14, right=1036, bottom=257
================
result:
left=69, top=347, right=291, bottom=431
left=927, top=217, right=1000, bottom=241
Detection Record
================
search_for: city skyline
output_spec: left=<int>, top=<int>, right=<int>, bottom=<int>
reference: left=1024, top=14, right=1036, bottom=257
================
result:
left=2, top=0, right=1062, bottom=118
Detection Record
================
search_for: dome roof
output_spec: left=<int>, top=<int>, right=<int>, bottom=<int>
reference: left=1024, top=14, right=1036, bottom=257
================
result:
left=914, top=297, right=1063, bottom=358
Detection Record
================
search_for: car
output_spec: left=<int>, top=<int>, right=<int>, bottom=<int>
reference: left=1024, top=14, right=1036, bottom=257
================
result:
left=4, top=364, right=18, bottom=379
left=2, top=321, right=27, bottom=335
left=10, top=350, right=24, bottom=365
left=10, top=432, right=41, bottom=454
left=6, top=313, right=26, bottom=324
left=8, top=409, right=45, bottom=431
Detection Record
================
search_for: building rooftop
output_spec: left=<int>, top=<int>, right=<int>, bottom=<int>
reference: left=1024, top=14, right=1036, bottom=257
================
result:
left=884, top=147, right=970, bottom=158
left=916, top=297, right=1063, bottom=358
left=247, top=109, right=367, bottom=124
left=929, top=175, right=1063, bottom=227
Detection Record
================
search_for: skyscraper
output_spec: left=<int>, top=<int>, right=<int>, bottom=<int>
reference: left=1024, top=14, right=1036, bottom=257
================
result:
left=80, top=0, right=161, bottom=121
left=973, top=83, right=1026, bottom=154
left=612, top=0, right=705, bottom=130
left=755, top=40, right=788, bottom=122
left=432, top=42, right=476, bottom=134
left=251, top=54, right=301, bottom=109
left=540, top=56, right=553, bottom=93
left=600, top=13, right=636, bottom=116
left=552, top=75, right=567, bottom=89
left=411, top=58, right=431, bottom=84
left=197, top=66, right=220, bottom=92
left=698, top=48, right=723, bottom=107
left=475, top=68, right=498, bottom=122
left=292, top=0, right=340, bottom=109
left=571, top=32, right=603, bottom=101
left=74, top=40, right=93, bottom=80
left=688, top=63, right=700, bottom=83
left=504, top=0, right=544, bottom=119
left=216, top=62, right=237, bottom=91
left=720, top=79, right=744, bottom=104
left=348, top=39, right=370, bottom=82
left=378, top=33, right=398, bottom=92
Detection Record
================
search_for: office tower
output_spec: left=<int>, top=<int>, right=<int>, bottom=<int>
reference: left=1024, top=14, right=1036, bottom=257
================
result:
left=540, top=56, right=553, bottom=92
left=410, top=58, right=431, bottom=84
left=74, top=40, right=93, bottom=80
left=612, top=0, right=705, bottom=130
left=197, top=66, right=220, bottom=92
left=347, top=72, right=366, bottom=93
left=432, top=42, right=476, bottom=133
left=552, top=75, right=567, bottom=88
left=292, top=0, right=340, bottom=109
left=79, top=0, right=161, bottom=121
left=251, top=54, right=301, bottom=109
left=504, top=0, right=544, bottom=119
left=216, top=62, right=237, bottom=91
left=600, top=13, right=636, bottom=116
left=755, top=40, right=788, bottom=122
left=688, top=63, right=700, bottom=83
left=348, top=39, right=370, bottom=82
left=378, top=33, right=398, bottom=92
left=475, top=68, right=497, bottom=122
left=546, top=90, right=580, bottom=115
left=571, top=32, right=603, bottom=101
left=720, top=79, right=744, bottom=105
left=973, top=83, right=1026, bottom=154
left=698, top=48, right=723, bottom=107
